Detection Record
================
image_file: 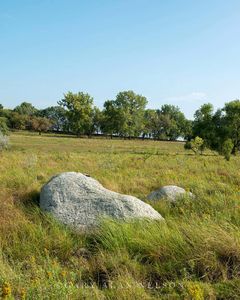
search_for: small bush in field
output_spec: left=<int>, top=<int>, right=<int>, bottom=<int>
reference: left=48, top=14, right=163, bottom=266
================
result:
left=222, top=139, right=234, bottom=161
left=184, top=136, right=205, bottom=155
left=0, top=131, right=9, bottom=151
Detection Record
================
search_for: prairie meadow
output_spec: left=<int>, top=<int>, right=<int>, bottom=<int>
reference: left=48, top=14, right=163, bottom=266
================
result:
left=0, top=131, right=240, bottom=299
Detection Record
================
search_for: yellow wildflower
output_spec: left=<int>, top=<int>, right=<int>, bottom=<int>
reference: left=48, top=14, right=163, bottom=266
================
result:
left=60, top=270, right=67, bottom=278
left=30, top=255, right=36, bottom=265
left=1, top=282, right=11, bottom=298
left=186, top=282, right=204, bottom=300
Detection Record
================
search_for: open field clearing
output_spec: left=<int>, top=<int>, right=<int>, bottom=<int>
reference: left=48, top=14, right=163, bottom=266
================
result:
left=0, top=132, right=240, bottom=299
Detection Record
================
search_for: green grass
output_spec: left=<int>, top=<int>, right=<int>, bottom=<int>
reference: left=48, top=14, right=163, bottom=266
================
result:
left=0, top=131, right=240, bottom=299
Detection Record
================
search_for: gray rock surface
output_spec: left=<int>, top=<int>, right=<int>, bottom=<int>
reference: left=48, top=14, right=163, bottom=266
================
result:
left=147, top=185, right=193, bottom=202
left=40, top=172, right=163, bottom=230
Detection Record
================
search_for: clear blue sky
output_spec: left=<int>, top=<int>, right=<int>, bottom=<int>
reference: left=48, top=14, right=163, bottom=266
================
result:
left=1, top=0, right=240, bottom=118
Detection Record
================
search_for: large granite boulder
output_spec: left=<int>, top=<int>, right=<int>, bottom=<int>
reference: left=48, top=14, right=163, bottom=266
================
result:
left=40, top=172, right=163, bottom=230
left=147, top=185, right=193, bottom=202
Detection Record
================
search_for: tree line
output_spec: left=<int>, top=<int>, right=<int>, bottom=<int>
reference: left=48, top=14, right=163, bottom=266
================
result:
left=0, top=91, right=190, bottom=140
left=0, top=90, right=239, bottom=157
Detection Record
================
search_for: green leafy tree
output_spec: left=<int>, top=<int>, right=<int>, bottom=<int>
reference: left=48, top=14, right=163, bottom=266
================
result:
left=91, top=107, right=103, bottom=135
left=112, top=90, right=148, bottom=138
left=209, top=108, right=223, bottom=150
left=142, top=109, right=156, bottom=139
left=101, top=100, right=125, bottom=137
left=143, top=106, right=188, bottom=141
left=150, top=110, right=173, bottom=140
left=14, top=102, right=38, bottom=116
left=191, top=100, right=240, bottom=156
left=9, top=112, right=28, bottom=130
left=0, top=104, right=3, bottom=110
left=183, top=119, right=193, bottom=141
left=143, top=108, right=185, bottom=140
left=193, top=103, right=215, bottom=147
left=222, top=100, right=240, bottom=154
left=159, top=105, right=188, bottom=140
left=58, top=92, right=94, bottom=136
left=0, top=108, right=11, bottom=118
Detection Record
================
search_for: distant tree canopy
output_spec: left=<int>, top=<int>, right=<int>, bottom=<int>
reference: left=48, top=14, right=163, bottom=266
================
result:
left=58, top=92, right=95, bottom=136
left=14, top=102, right=37, bottom=116
left=192, top=99, right=240, bottom=156
left=222, top=100, right=240, bottom=154
left=29, top=117, right=52, bottom=134
left=101, top=100, right=124, bottom=137
left=114, top=90, right=147, bottom=137
left=91, top=107, right=102, bottom=135
left=193, top=103, right=215, bottom=146
left=1, top=93, right=239, bottom=158
left=142, top=105, right=189, bottom=141
left=9, top=112, right=28, bottom=130
left=38, top=106, right=67, bottom=131
left=144, top=109, right=172, bottom=140
left=102, top=91, right=147, bottom=138
left=159, top=104, right=188, bottom=140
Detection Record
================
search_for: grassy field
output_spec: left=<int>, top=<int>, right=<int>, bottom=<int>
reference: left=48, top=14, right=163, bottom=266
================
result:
left=0, top=131, right=240, bottom=299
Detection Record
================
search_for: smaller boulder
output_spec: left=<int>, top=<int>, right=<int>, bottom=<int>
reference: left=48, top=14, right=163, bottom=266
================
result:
left=147, top=185, right=193, bottom=202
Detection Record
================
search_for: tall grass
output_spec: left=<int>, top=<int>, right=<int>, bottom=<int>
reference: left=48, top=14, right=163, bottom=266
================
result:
left=0, top=132, right=239, bottom=299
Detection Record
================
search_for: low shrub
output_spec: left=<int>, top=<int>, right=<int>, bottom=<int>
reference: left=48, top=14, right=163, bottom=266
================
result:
left=184, top=136, right=205, bottom=155
left=221, top=138, right=234, bottom=161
